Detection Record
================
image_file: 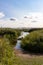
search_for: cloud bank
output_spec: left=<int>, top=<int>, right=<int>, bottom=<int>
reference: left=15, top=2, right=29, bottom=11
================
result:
left=0, top=12, right=43, bottom=28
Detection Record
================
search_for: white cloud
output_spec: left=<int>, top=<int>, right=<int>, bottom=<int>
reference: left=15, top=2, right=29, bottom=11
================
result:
left=24, top=12, right=43, bottom=20
left=0, top=12, right=43, bottom=28
left=0, top=12, right=5, bottom=18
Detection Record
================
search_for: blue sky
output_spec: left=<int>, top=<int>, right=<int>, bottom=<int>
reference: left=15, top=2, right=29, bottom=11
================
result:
left=0, top=0, right=43, bottom=19
left=0, top=0, right=43, bottom=28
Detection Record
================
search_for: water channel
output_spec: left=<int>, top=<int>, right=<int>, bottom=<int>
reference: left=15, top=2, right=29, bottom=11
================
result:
left=15, top=32, right=29, bottom=50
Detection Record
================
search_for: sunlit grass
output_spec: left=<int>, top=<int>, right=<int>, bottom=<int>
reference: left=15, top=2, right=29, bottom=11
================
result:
left=15, top=56, right=43, bottom=65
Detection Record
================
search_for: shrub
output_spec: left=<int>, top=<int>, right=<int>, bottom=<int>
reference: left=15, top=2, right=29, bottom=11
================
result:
left=0, top=38, right=16, bottom=65
left=21, top=30, right=43, bottom=53
left=4, top=32, right=17, bottom=46
left=0, top=28, right=21, bottom=46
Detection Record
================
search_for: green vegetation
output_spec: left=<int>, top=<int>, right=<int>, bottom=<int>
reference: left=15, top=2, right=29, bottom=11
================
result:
left=1, top=37, right=43, bottom=65
left=0, top=28, right=21, bottom=46
left=1, top=28, right=43, bottom=65
left=21, top=30, right=43, bottom=53
left=0, top=38, right=17, bottom=65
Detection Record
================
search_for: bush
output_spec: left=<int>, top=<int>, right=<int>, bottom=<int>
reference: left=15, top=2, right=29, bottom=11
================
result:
left=0, top=38, right=16, bottom=65
left=4, top=32, right=17, bottom=46
left=21, top=30, right=43, bottom=53
left=0, top=28, right=21, bottom=46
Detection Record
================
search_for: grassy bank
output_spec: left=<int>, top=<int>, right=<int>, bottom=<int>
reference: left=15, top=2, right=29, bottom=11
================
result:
left=0, top=38, right=43, bottom=65
left=0, top=28, right=43, bottom=65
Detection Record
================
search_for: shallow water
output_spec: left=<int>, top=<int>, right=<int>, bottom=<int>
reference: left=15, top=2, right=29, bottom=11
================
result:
left=15, top=32, right=29, bottom=50
left=15, top=40, right=22, bottom=50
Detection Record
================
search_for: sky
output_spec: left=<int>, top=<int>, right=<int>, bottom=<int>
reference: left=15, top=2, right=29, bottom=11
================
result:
left=0, top=0, right=43, bottom=28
